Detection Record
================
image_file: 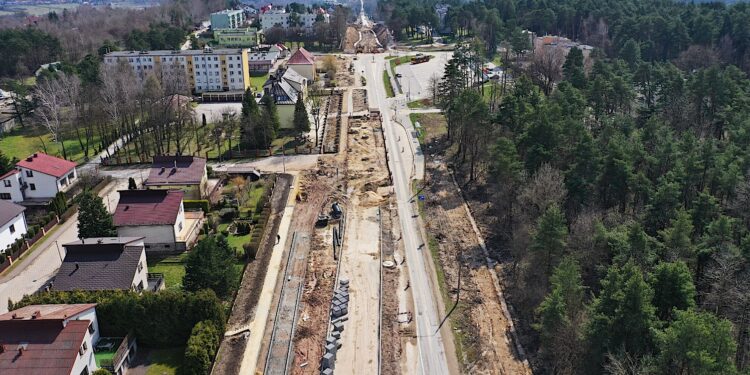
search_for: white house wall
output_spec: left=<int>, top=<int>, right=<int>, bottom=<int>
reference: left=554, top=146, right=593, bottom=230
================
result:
left=0, top=213, right=26, bottom=252
left=0, top=173, right=23, bottom=202
left=18, top=167, right=59, bottom=199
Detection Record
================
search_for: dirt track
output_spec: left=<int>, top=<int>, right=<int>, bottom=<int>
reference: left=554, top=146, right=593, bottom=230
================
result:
left=422, top=142, right=531, bottom=374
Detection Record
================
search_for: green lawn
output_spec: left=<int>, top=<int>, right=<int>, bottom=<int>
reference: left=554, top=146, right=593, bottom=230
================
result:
left=249, top=73, right=269, bottom=93
left=145, top=347, right=184, bottom=375
left=407, top=99, right=432, bottom=109
left=409, top=112, right=447, bottom=145
left=94, top=350, right=115, bottom=367
left=0, top=126, right=102, bottom=164
left=389, top=55, right=413, bottom=71
left=383, top=70, right=395, bottom=98
left=148, top=253, right=188, bottom=291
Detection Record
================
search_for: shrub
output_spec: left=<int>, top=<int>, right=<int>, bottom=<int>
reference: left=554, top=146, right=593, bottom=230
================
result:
left=235, top=221, right=251, bottom=235
left=0, top=253, right=6, bottom=264
left=184, top=200, right=210, bottom=213
left=218, top=207, right=237, bottom=221
left=92, top=369, right=113, bottom=375
left=243, top=242, right=257, bottom=260
left=183, top=320, right=220, bottom=375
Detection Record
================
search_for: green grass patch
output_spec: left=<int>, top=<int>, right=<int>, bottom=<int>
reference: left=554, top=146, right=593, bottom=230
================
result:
left=389, top=55, right=413, bottom=71
left=148, top=253, right=188, bottom=291
left=409, top=113, right=447, bottom=145
left=383, top=70, right=395, bottom=98
left=145, top=347, right=184, bottom=375
left=227, top=232, right=251, bottom=255
left=249, top=72, right=269, bottom=93
left=94, top=349, right=115, bottom=367
left=407, top=99, right=432, bottom=109
left=0, top=125, right=102, bottom=164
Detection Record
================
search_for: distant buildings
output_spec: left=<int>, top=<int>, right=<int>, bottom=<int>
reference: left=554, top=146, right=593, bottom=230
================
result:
left=214, top=27, right=263, bottom=48
left=534, top=35, right=594, bottom=59
left=0, top=200, right=27, bottom=252
left=104, top=48, right=252, bottom=96
left=210, top=9, right=246, bottom=29
left=52, top=237, right=164, bottom=293
left=259, top=6, right=329, bottom=31
left=0, top=152, right=78, bottom=204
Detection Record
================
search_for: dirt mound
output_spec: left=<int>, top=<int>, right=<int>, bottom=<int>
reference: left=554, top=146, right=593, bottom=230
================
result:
left=360, top=190, right=384, bottom=206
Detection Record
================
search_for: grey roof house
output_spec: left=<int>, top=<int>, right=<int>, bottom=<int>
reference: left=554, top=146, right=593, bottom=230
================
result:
left=52, top=237, right=164, bottom=292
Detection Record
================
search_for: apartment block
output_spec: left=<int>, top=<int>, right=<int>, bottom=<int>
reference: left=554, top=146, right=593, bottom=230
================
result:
left=103, top=48, right=251, bottom=94
left=210, top=9, right=245, bottom=29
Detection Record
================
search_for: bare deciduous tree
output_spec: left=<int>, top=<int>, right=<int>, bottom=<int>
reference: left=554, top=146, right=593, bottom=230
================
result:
left=35, top=72, right=81, bottom=160
left=530, top=46, right=565, bottom=95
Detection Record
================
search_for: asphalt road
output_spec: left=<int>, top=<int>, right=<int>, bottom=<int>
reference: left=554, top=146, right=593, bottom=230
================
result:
left=358, top=54, right=451, bottom=375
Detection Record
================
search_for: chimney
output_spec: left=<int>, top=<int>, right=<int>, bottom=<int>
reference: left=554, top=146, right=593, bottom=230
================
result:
left=31, top=310, right=41, bottom=319
left=17, top=347, right=23, bottom=356
left=75, top=262, right=80, bottom=271
left=0, top=344, right=5, bottom=354
left=97, top=239, right=104, bottom=244
left=33, top=153, right=38, bottom=158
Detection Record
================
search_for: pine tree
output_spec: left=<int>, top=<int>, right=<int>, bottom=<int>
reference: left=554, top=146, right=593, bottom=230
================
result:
left=183, top=235, right=239, bottom=298
left=261, top=95, right=280, bottom=132
left=657, top=309, right=737, bottom=374
left=77, top=190, right=117, bottom=238
left=530, top=205, right=568, bottom=276
left=535, top=257, right=586, bottom=373
left=0, top=149, right=13, bottom=175
left=586, top=262, right=657, bottom=373
left=650, top=261, right=696, bottom=321
left=293, top=93, right=310, bottom=137
left=241, top=87, right=260, bottom=119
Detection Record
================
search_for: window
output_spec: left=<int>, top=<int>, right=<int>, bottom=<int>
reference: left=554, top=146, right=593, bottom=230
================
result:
left=79, top=341, right=87, bottom=356
left=138, top=261, right=144, bottom=273
left=88, top=323, right=95, bottom=334
left=25, top=170, right=33, bottom=177
left=0, top=193, right=10, bottom=200
left=178, top=222, right=183, bottom=231
left=3, top=180, right=10, bottom=187
left=9, top=224, right=15, bottom=234
left=29, top=183, right=36, bottom=191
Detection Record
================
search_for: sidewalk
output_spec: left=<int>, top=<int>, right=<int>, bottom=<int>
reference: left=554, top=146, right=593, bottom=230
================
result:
left=237, top=174, right=298, bottom=374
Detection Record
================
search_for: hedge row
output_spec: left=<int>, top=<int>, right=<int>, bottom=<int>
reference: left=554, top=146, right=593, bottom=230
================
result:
left=184, top=200, right=210, bottom=213
left=10, top=289, right=225, bottom=347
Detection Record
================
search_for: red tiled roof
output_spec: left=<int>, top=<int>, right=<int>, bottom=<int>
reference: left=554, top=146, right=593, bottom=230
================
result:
left=0, top=319, right=89, bottom=375
left=0, top=304, right=96, bottom=321
left=0, top=169, right=19, bottom=180
left=113, top=189, right=184, bottom=226
left=15, top=153, right=76, bottom=178
left=145, top=156, right=206, bottom=186
left=287, top=47, right=314, bottom=65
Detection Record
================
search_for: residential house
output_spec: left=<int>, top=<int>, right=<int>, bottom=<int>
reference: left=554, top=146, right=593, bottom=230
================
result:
left=52, top=237, right=164, bottom=293
left=286, top=47, right=316, bottom=81
left=0, top=303, right=138, bottom=375
left=113, top=190, right=194, bottom=253
left=210, top=9, right=246, bottom=29
left=0, top=304, right=99, bottom=375
left=0, top=200, right=27, bottom=253
left=144, top=156, right=208, bottom=199
left=0, top=152, right=77, bottom=204
left=263, top=67, right=309, bottom=129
